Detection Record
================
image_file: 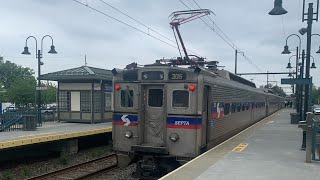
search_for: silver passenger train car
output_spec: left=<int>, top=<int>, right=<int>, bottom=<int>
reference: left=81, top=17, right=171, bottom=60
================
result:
left=111, top=60, right=283, bottom=176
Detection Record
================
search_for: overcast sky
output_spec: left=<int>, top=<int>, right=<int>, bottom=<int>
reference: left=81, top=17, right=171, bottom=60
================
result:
left=1, top=0, right=320, bottom=93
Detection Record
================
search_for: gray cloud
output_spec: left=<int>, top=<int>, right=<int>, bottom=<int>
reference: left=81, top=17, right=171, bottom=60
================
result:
left=0, top=0, right=319, bottom=91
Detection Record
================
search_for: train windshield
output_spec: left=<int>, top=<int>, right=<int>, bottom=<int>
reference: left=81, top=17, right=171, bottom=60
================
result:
left=148, top=89, right=164, bottom=107
left=121, top=90, right=134, bottom=107
left=172, top=90, right=189, bottom=108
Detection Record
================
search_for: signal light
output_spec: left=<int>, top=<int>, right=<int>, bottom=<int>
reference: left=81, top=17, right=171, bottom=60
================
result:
left=115, top=84, right=120, bottom=90
left=189, top=84, right=196, bottom=91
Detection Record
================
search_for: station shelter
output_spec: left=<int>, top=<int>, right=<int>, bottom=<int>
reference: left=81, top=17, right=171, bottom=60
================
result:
left=40, top=66, right=113, bottom=123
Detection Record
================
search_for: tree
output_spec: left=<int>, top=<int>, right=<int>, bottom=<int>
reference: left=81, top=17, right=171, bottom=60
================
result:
left=41, top=82, right=57, bottom=105
left=260, top=84, right=287, bottom=97
left=311, top=85, right=320, bottom=104
left=6, top=77, right=36, bottom=107
left=0, top=57, right=34, bottom=90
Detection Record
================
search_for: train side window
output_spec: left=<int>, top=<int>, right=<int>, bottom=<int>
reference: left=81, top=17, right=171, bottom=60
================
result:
left=245, top=103, right=249, bottom=110
left=121, top=90, right=134, bottom=107
left=237, top=103, right=241, bottom=112
left=224, top=103, right=230, bottom=115
left=172, top=90, right=189, bottom=108
left=231, top=103, right=236, bottom=113
left=148, top=89, right=163, bottom=107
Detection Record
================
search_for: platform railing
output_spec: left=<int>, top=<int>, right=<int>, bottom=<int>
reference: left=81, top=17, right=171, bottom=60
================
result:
left=312, top=118, right=320, bottom=161
left=0, top=109, right=40, bottom=132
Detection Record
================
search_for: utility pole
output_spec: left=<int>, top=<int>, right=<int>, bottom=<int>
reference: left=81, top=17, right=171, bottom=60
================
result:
left=85, top=54, right=87, bottom=66
left=234, top=50, right=244, bottom=74
left=267, top=71, right=269, bottom=88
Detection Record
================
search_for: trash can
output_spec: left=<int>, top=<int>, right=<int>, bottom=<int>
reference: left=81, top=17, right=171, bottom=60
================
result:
left=290, top=113, right=300, bottom=124
left=23, top=115, right=37, bottom=131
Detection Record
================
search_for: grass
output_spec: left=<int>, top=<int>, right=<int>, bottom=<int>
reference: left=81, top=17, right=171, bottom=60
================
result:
left=59, top=152, right=69, bottom=165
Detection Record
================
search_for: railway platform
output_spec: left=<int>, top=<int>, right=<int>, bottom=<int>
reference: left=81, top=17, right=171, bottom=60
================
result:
left=0, top=121, right=112, bottom=150
left=160, top=108, right=320, bottom=180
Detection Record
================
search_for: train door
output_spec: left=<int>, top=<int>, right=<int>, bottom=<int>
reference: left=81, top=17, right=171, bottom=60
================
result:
left=142, top=85, right=166, bottom=146
left=202, top=86, right=210, bottom=148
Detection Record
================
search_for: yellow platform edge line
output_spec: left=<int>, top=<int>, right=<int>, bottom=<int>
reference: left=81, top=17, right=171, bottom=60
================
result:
left=0, top=127, right=112, bottom=150
left=232, top=143, right=249, bottom=152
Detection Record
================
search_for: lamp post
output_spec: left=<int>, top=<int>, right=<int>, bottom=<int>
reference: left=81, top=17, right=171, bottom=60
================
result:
left=281, top=34, right=301, bottom=112
left=299, top=1, right=319, bottom=119
left=21, top=35, right=57, bottom=125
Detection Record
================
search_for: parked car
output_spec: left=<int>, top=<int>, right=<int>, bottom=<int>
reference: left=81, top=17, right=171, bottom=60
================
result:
left=313, top=107, right=320, bottom=115
left=41, top=106, right=56, bottom=114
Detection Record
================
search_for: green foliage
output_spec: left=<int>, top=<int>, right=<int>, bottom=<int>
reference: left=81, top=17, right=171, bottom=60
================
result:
left=21, top=166, right=31, bottom=177
left=1, top=171, right=12, bottom=180
left=41, top=82, right=57, bottom=105
left=0, top=57, right=34, bottom=90
left=261, top=84, right=287, bottom=97
left=6, top=77, right=36, bottom=107
left=59, top=152, right=69, bottom=165
left=0, top=57, right=56, bottom=106
left=311, top=85, right=320, bottom=104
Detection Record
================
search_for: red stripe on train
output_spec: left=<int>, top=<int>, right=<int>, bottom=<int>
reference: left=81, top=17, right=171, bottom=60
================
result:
left=166, top=124, right=201, bottom=129
left=113, top=121, right=138, bottom=126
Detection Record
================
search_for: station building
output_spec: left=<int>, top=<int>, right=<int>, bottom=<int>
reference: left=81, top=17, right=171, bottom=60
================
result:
left=40, top=66, right=113, bottom=123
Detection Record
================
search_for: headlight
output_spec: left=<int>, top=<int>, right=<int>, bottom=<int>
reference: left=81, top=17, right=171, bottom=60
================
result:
left=169, top=133, right=179, bottom=142
left=124, top=130, right=133, bottom=138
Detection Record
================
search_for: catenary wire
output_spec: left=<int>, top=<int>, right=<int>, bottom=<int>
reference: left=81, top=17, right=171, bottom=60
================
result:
left=72, top=0, right=201, bottom=56
left=184, top=0, right=264, bottom=72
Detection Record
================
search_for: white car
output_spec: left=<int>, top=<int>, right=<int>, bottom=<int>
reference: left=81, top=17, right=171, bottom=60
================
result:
left=313, top=108, right=320, bottom=115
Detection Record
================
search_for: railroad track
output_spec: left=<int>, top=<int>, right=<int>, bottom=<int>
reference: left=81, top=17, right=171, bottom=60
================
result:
left=27, top=153, right=118, bottom=180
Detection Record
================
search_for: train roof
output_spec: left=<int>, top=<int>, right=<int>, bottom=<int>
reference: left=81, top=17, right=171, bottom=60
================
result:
left=114, top=61, right=282, bottom=98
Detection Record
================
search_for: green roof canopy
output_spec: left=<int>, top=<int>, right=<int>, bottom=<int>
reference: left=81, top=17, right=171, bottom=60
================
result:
left=40, top=66, right=113, bottom=81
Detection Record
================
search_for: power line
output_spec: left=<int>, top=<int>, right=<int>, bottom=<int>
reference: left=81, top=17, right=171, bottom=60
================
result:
left=72, top=0, right=177, bottom=49
left=72, top=0, right=201, bottom=56
left=181, top=0, right=264, bottom=72
left=98, top=0, right=175, bottom=45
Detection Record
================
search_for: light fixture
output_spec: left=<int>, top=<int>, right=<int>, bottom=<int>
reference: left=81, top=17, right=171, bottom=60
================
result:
left=282, top=45, right=291, bottom=54
left=189, top=84, right=196, bottom=91
left=124, top=130, right=133, bottom=138
left=311, top=62, right=316, bottom=68
left=169, top=133, right=179, bottom=142
left=269, top=0, right=288, bottom=15
left=299, top=28, right=307, bottom=35
left=115, top=84, right=121, bottom=90
left=286, top=62, right=292, bottom=69
left=48, top=45, right=57, bottom=54
left=21, top=46, right=31, bottom=55
left=288, top=72, right=292, bottom=77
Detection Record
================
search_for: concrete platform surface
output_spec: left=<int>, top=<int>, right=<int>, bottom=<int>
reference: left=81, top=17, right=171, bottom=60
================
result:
left=0, top=122, right=112, bottom=150
left=161, top=109, right=320, bottom=180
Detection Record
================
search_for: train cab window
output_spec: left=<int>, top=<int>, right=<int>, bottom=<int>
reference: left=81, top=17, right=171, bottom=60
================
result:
left=224, top=103, right=230, bottom=115
left=148, top=89, right=163, bottom=107
left=121, top=90, right=134, bottom=107
left=172, top=90, right=189, bottom=108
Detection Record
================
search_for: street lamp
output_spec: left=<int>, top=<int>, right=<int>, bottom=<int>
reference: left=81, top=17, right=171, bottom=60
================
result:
left=21, top=35, right=57, bottom=125
left=269, top=0, right=288, bottom=15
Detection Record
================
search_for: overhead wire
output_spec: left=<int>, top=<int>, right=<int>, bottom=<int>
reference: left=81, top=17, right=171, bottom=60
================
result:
left=72, top=0, right=201, bottom=56
left=181, top=0, right=264, bottom=72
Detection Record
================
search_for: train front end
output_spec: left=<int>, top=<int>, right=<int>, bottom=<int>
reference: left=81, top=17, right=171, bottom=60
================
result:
left=112, top=64, right=205, bottom=176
